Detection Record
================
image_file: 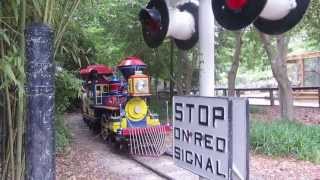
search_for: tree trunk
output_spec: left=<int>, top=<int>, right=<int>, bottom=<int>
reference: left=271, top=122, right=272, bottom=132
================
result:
left=176, top=50, right=193, bottom=95
left=175, top=50, right=185, bottom=95
left=228, top=31, right=243, bottom=96
left=169, top=40, right=174, bottom=101
left=259, top=33, right=294, bottom=120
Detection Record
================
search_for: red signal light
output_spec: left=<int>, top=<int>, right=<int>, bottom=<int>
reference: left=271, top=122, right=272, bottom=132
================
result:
left=226, top=0, right=247, bottom=10
left=145, top=19, right=161, bottom=32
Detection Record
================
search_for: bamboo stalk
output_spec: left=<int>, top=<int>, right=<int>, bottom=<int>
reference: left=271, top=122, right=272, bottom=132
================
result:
left=15, top=91, right=24, bottom=180
left=15, top=0, right=26, bottom=179
left=48, top=0, right=54, bottom=24
left=20, top=152, right=25, bottom=180
left=54, top=0, right=81, bottom=57
left=44, top=0, right=50, bottom=23
left=5, top=85, right=15, bottom=180
left=1, top=147, right=10, bottom=180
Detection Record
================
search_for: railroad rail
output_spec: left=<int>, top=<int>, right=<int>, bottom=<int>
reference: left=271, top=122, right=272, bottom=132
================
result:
left=129, top=155, right=174, bottom=180
left=124, top=149, right=197, bottom=180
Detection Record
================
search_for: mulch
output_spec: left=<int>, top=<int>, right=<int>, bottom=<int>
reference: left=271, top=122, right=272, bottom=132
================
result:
left=251, top=106, right=320, bottom=125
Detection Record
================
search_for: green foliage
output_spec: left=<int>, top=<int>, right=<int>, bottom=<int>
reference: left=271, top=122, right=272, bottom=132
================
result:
left=55, top=69, right=82, bottom=113
left=55, top=23, right=96, bottom=69
left=149, top=96, right=171, bottom=124
left=54, top=69, right=81, bottom=152
left=55, top=113, right=71, bottom=152
left=0, top=52, right=25, bottom=91
left=75, top=0, right=175, bottom=81
left=250, top=120, right=320, bottom=164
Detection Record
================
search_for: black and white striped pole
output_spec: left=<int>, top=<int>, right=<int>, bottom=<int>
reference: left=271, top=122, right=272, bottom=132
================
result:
left=25, top=23, right=55, bottom=180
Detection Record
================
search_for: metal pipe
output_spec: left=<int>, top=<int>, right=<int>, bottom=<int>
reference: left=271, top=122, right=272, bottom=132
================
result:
left=199, top=0, right=215, bottom=97
left=199, top=0, right=215, bottom=179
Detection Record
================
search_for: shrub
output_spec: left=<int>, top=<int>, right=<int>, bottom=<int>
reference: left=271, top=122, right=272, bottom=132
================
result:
left=149, top=96, right=172, bottom=124
left=55, top=69, right=82, bottom=113
left=250, top=120, right=320, bottom=163
left=55, top=113, right=71, bottom=152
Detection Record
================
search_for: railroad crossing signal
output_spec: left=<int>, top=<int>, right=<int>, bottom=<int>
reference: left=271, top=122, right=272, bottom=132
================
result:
left=139, top=0, right=199, bottom=50
left=212, top=0, right=310, bottom=35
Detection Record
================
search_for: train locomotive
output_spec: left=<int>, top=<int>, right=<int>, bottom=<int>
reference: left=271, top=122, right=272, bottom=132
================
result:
left=80, top=56, right=170, bottom=156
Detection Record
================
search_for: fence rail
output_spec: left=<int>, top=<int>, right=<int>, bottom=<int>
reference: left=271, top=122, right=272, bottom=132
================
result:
left=215, top=87, right=320, bottom=108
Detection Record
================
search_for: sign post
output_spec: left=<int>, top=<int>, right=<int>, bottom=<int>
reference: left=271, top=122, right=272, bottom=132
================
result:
left=199, top=0, right=215, bottom=97
left=198, top=0, right=216, bottom=179
left=25, top=23, right=55, bottom=180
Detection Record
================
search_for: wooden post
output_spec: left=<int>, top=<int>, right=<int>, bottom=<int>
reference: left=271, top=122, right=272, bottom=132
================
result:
left=236, top=90, right=240, bottom=97
left=299, top=59, right=305, bottom=86
left=25, top=23, right=55, bottom=180
left=269, top=89, right=274, bottom=106
left=318, top=88, right=320, bottom=108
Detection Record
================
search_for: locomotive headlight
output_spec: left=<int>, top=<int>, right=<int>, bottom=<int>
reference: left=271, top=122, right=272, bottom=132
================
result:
left=135, top=79, right=149, bottom=93
left=136, top=80, right=145, bottom=91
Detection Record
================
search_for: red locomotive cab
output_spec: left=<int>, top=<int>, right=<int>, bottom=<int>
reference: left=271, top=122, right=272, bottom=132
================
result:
left=109, top=81, right=121, bottom=94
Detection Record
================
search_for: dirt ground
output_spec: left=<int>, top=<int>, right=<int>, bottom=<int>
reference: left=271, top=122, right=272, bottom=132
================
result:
left=56, top=111, right=320, bottom=180
left=251, top=106, right=320, bottom=125
left=56, top=113, right=196, bottom=180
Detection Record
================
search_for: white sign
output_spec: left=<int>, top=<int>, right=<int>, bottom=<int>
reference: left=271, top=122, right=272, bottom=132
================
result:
left=173, top=96, right=248, bottom=180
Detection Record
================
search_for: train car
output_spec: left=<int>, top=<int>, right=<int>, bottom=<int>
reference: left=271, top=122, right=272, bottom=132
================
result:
left=80, top=56, right=171, bottom=156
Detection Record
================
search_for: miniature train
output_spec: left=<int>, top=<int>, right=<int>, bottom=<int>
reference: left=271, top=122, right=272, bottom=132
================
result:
left=80, top=56, right=170, bottom=156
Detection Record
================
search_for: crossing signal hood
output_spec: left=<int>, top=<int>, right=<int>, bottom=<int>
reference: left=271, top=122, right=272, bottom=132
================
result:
left=139, top=0, right=199, bottom=50
left=212, top=0, right=310, bottom=35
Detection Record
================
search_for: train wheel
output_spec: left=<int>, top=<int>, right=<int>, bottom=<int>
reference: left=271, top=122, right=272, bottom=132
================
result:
left=100, top=114, right=109, bottom=141
left=92, top=120, right=101, bottom=134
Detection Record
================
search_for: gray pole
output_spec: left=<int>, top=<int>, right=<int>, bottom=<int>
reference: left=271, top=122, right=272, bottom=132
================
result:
left=25, top=23, right=55, bottom=180
left=199, top=0, right=215, bottom=179
left=199, top=0, right=215, bottom=97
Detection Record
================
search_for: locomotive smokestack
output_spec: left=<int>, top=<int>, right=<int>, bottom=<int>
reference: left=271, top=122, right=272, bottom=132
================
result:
left=118, top=56, right=147, bottom=80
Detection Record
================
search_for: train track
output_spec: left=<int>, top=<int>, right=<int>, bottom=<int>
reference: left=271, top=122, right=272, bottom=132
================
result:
left=129, top=155, right=174, bottom=180
left=126, top=149, right=198, bottom=180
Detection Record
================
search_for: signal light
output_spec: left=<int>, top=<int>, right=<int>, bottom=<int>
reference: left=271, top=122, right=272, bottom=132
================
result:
left=212, top=0, right=310, bottom=35
left=139, top=0, right=199, bottom=50
left=212, top=0, right=267, bottom=31
left=254, top=0, right=310, bottom=35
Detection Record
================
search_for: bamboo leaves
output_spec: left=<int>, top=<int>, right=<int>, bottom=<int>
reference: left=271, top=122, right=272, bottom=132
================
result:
left=0, top=55, right=25, bottom=92
left=0, top=30, right=11, bottom=46
left=31, top=0, right=43, bottom=18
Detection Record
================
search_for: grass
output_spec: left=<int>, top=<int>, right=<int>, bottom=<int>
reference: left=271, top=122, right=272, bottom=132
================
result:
left=250, top=119, right=320, bottom=164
